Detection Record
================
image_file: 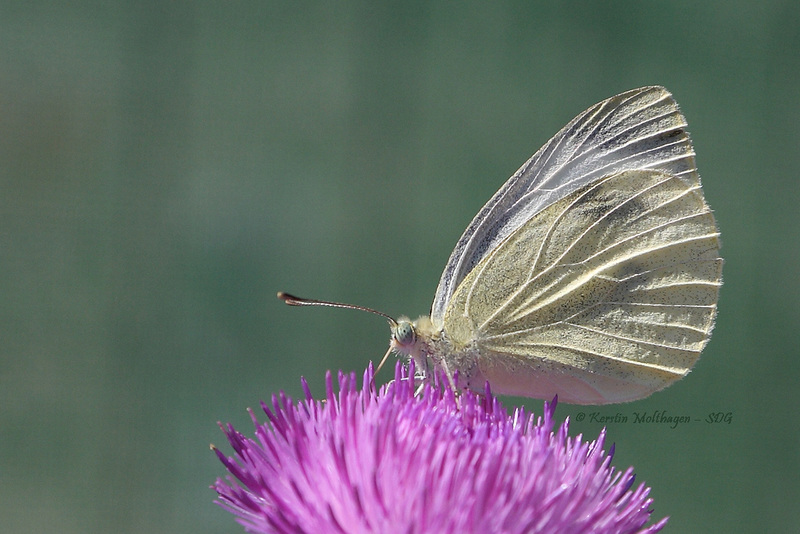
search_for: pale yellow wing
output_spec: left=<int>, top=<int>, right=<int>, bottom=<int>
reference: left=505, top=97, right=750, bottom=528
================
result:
left=442, top=169, right=722, bottom=404
left=431, top=86, right=696, bottom=323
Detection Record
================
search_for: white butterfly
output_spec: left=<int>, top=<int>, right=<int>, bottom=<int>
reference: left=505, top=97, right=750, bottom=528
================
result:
left=281, top=86, right=722, bottom=405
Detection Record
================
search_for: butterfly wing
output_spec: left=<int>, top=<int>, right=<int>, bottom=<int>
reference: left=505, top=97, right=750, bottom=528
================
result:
left=442, top=169, right=722, bottom=404
left=431, top=86, right=698, bottom=324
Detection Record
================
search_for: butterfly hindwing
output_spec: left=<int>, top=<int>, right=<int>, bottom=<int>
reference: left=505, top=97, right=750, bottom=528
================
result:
left=442, top=169, right=721, bottom=403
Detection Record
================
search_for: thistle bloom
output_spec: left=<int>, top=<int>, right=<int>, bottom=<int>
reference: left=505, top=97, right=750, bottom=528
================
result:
left=212, top=362, right=667, bottom=533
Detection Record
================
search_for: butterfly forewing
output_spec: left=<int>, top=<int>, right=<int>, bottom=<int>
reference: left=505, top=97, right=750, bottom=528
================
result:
left=432, top=86, right=697, bottom=323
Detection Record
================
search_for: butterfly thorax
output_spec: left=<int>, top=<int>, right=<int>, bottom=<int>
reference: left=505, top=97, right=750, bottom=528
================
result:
left=391, top=315, right=485, bottom=390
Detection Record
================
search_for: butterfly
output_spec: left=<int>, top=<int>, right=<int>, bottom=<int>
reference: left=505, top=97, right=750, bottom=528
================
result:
left=280, top=86, right=722, bottom=404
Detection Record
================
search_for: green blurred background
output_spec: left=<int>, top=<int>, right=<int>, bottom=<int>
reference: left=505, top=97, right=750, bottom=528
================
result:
left=2, top=2, right=797, bottom=533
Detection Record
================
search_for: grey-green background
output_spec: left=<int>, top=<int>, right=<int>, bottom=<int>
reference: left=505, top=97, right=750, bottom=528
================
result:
left=3, top=3, right=797, bottom=533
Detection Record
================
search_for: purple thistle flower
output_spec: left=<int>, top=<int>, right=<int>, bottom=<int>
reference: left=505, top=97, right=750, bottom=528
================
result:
left=212, top=361, right=668, bottom=534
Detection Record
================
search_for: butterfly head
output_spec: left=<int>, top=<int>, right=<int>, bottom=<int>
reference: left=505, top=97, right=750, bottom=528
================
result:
left=390, top=315, right=440, bottom=364
left=391, top=319, right=416, bottom=349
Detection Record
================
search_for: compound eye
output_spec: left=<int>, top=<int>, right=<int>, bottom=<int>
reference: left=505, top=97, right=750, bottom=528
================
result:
left=394, top=321, right=416, bottom=346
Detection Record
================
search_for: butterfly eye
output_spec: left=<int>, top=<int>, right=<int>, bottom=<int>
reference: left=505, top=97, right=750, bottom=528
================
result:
left=394, top=321, right=416, bottom=346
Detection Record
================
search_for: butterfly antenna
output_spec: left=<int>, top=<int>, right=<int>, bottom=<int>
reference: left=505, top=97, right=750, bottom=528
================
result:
left=278, top=292, right=397, bottom=325
left=277, top=291, right=398, bottom=384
